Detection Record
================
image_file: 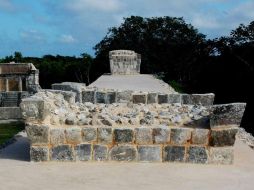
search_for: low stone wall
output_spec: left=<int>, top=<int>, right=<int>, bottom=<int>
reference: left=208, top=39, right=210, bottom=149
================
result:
left=0, top=107, right=22, bottom=120
left=20, top=91, right=246, bottom=164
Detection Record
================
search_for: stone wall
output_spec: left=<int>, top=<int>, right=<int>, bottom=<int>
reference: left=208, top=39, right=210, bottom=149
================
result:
left=0, top=107, right=22, bottom=120
left=20, top=91, right=246, bottom=164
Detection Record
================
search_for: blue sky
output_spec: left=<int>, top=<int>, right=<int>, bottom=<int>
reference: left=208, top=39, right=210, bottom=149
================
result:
left=0, top=0, right=253, bottom=57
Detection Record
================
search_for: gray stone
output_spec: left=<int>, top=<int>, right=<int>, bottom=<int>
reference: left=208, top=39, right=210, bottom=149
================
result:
left=138, top=146, right=161, bottom=162
left=110, top=145, right=137, bottom=161
left=74, top=144, right=91, bottom=161
left=106, top=91, right=116, bottom=104
left=158, top=94, right=168, bottom=104
left=50, top=128, right=65, bottom=145
left=30, top=146, right=49, bottom=162
left=170, top=128, right=192, bottom=145
left=210, top=127, right=238, bottom=147
left=65, top=113, right=76, bottom=125
left=210, top=103, right=246, bottom=127
left=26, top=124, right=49, bottom=145
left=147, top=92, right=157, bottom=104
left=135, top=127, right=152, bottom=144
left=82, top=127, right=97, bottom=142
left=96, top=91, right=107, bottom=103
left=163, top=146, right=185, bottom=162
left=187, top=146, right=208, bottom=164
left=113, top=128, right=134, bottom=144
left=51, top=145, right=74, bottom=161
left=20, top=98, right=47, bottom=120
left=168, top=94, right=181, bottom=104
left=132, top=93, right=147, bottom=104
left=65, top=127, right=82, bottom=144
left=181, top=93, right=215, bottom=106
left=116, top=90, right=133, bottom=103
left=93, top=145, right=108, bottom=161
left=209, top=147, right=234, bottom=164
left=192, top=128, right=209, bottom=145
left=82, top=90, right=95, bottom=103
left=97, top=127, right=112, bottom=144
left=152, top=127, right=170, bottom=144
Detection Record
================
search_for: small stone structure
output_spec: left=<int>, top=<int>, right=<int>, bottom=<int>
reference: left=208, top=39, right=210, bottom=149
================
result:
left=109, top=50, right=141, bottom=75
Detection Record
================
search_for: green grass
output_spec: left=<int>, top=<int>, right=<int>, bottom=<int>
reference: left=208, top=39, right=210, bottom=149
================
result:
left=0, top=122, right=25, bottom=145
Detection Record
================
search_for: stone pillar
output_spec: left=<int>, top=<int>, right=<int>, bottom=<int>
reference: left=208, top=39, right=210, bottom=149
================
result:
left=5, top=78, right=9, bottom=92
left=19, top=77, right=23, bottom=92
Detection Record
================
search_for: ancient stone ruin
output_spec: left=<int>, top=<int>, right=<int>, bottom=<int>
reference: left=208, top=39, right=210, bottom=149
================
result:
left=19, top=50, right=246, bottom=164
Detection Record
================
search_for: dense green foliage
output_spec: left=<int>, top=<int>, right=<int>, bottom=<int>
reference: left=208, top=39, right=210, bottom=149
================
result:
left=0, top=122, right=25, bottom=145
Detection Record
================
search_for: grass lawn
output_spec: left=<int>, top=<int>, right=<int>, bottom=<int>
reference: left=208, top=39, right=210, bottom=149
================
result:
left=0, top=122, right=25, bottom=145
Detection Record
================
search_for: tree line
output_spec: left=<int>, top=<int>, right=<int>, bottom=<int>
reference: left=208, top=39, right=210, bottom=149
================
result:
left=1, top=16, right=253, bottom=134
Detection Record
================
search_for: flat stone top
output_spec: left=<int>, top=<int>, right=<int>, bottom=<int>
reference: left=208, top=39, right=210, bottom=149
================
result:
left=1, top=135, right=254, bottom=190
left=89, top=74, right=175, bottom=93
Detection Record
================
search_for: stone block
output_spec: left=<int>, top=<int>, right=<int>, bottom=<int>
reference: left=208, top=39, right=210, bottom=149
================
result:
left=152, top=127, right=170, bottom=144
left=74, top=144, right=91, bottom=161
left=50, top=128, right=65, bottom=145
left=20, top=98, right=47, bottom=120
left=209, top=147, right=234, bottom=164
left=109, top=145, right=137, bottom=161
left=191, top=128, right=209, bottom=145
left=187, top=146, right=208, bottom=164
left=30, top=146, right=49, bottom=162
left=181, top=93, right=215, bottom=106
left=96, top=91, right=107, bottom=104
left=93, top=144, right=108, bottom=161
left=106, top=91, right=116, bottom=104
left=82, top=90, right=95, bottom=103
left=82, top=127, right=97, bottom=143
left=116, top=90, right=133, bottom=103
left=147, top=92, right=157, bottom=104
left=51, top=145, right=74, bottom=161
left=26, top=124, right=49, bottom=145
left=210, top=127, right=238, bottom=147
left=113, top=128, right=134, bottom=144
left=135, top=127, right=152, bottom=144
left=132, top=93, right=147, bottom=104
left=210, top=103, right=246, bottom=128
left=163, top=145, right=185, bottom=162
left=97, top=127, right=112, bottom=144
left=168, top=94, right=181, bottom=104
left=138, top=145, right=161, bottom=162
left=158, top=94, right=168, bottom=104
left=170, top=128, right=191, bottom=145
left=65, top=127, right=82, bottom=144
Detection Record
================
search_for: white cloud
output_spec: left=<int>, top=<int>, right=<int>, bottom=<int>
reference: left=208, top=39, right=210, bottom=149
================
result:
left=59, top=34, right=76, bottom=43
left=20, top=29, right=47, bottom=42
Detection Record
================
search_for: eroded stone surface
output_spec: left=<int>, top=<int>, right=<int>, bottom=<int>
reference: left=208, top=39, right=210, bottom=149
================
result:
left=132, top=93, right=147, bottom=104
left=30, top=146, right=49, bottom=162
left=93, top=145, right=108, bottom=161
left=50, top=128, right=65, bottom=145
left=170, top=128, right=191, bottom=145
left=51, top=145, right=74, bottom=161
left=138, top=146, right=161, bottom=162
left=209, top=147, right=234, bottom=164
left=158, top=94, right=168, bottom=104
left=74, top=144, right=91, bottom=161
left=114, top=128, right=134, bottom=144
left=65, top=127, right=82, bottom=144
left=168, top=94, right=181, bottom=104
left=147, top=92, right=157, bottom=104
left=110, top=145, right=137, bottom=161
left=152, top=127, right=170, bottom=144
left=82, top=90, right=95, bottom=103
left=192, top=128, right=209, bottom=145
left=135, top=127, right=152, bottom=144
left=97, top=128, right=112, bottom=144
left=181, top=94, right=215, bottom=106
left=26, top=124, right=49, bottom=145
left=82, top=127, right=97, bottom=142
left=210, top=127, right=238, bottom=147
left=163, top=146, right=185, bottom=162
left=187, top=146, right=208, bottom=164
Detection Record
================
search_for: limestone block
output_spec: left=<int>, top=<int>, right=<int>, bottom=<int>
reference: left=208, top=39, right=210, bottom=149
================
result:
left=187, top=146, right=208, bottom=164
left=82, top=127, right=97, bottom=143
left=50, top=128, right=65, bottom=145
left=116, top=90, right=133, bottom=103
left=135, top=127, right=152, bottom=144
left=181, top=93, right=215, bottom=106
left=147, top=92, right=157, bottom=104
left=132, top=93, right=147, bottom=104
left=210, top=103, right=246, bottom=128
left=210, top=127, right=238, bottom=147
left=96, top=91, right=107, bottom=104
left=26, top=124, right=49, bottom=145
left=138, top=145, right=161, bottom=162
left=74, top=144, right=91, bottom=161
left=30, top=146, right=49, bottom=162
left=93, top=144, right=108, bottom=161
left=65, top=127, right=82, bottom=144
left=20, top=98, right=47, bottom=120
left=113, top=128, right=134, bottom=144
left=170, top=128, right=192, bottom=145
left=163, top=145, right=185, bottom=162
left=191, top=128, right=209, bottom=145
left=97, top=127, right=112, bottom=144
left=106, top=91, right=116, bottom=104
left=209, top=147, right=234, bottom=164
left=51, top=145, right=74, bottom=161
left=109, top=145, right=137, bottom=161
left=82, top=89, right=95, bottom=103
left=65, top=113, right=76, bottom=125
left=168, top=94, right=181, bottom=104
left=152, top=127, right=170, bottom=144
left=158, top=94, right=168, bottom=104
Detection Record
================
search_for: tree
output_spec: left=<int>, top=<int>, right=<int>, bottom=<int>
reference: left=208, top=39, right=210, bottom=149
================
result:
left=14, top=51, right=23, bottom=62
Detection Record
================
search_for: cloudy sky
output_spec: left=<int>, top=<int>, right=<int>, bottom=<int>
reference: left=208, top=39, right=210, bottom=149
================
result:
left=0, top=0, right=253, bottom=57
